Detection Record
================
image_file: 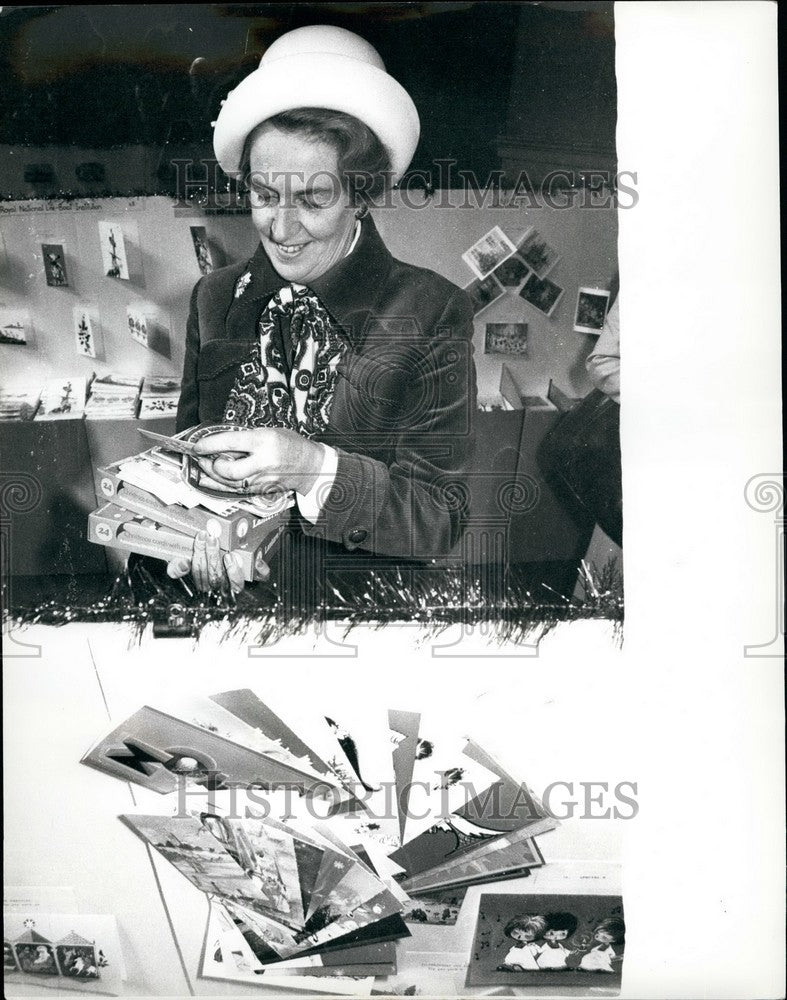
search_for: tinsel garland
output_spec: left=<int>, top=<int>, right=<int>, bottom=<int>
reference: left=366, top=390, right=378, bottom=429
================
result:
left=3, top=558, right=623, bottom=646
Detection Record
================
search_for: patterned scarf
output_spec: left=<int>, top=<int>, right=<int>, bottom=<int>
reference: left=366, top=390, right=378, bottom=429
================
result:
left=223, top=284, right=348, bottom=437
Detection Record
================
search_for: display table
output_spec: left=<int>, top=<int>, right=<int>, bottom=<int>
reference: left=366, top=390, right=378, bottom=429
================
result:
left=509, top=405, right=588, bottom=562
left=0, top=418, right=107, bottom=577
left=0, top=416, right=176, bottom=577
left=466, top=406, right=586, bottom=564
left=3, top=624, right=623, bottom=998
left=1, top=411, right=586, bottom=584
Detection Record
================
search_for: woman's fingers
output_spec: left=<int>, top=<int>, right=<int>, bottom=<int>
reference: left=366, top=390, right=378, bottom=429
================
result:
left=195, top=455, right=239, bottom=484
left=195, top=459, right=246, bottom=490
left=223, top=552, right=245, bottom=595
left=211, top=453, right=269, bottom=483
left=166, top=557, right=191, bottom=579
left=167, top=530, right=251, bottom=596
left=193, top=428, right=312, bottom=495
left=195, top=456, right=219, bottom=477
left=168, top=530, right=247, bottom=597
left=192, top=429, right=257, bottom=456
left=205, top=533, right=224, bottom=591
left=191, top=531, right=236, bottom=594
left=253, top=551, right=271, bottom=581
left=191, top=530, right=210, bottom=591
left=195, top=451, right=268, bottom=487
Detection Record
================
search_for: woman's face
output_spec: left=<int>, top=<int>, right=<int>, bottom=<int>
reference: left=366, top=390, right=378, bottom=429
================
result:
left=247, top=125, right=357, bottom=284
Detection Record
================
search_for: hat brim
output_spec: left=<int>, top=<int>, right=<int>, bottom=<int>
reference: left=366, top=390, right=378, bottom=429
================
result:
left=213, top=52, right=420, bottom=183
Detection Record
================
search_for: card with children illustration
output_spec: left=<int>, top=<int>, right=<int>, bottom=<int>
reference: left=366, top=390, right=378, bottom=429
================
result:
left=466, top=892, right=624, bottom=988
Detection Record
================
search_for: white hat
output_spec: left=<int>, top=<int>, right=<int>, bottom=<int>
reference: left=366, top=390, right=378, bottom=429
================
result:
left=213, top=25, right=420, bottom=183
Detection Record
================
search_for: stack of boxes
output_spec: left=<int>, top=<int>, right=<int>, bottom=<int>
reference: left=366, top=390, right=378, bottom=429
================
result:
left=89, top=432, right=291, bottom=579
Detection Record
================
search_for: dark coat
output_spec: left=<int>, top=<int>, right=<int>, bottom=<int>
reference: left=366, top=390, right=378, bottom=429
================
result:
left=177, top=216, right=476, bottom=559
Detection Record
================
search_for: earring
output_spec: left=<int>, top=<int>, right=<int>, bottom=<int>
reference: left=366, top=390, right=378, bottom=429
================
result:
left=355, top=204, right=369, bottom=219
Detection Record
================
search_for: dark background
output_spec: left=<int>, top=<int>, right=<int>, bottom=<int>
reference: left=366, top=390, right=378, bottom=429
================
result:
left=0, top=2, right=617, bottom=195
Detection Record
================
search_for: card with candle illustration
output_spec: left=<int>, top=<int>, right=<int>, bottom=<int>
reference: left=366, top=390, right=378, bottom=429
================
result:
left=98, top=222, right=129, bottom=279
left=74, top=306, right=98, bottom=358
left=319, top=704, right=400, bottom=847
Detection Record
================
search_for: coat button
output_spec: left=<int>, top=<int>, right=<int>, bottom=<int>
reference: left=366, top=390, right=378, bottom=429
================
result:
left=347, top=528, right=367, bottom=544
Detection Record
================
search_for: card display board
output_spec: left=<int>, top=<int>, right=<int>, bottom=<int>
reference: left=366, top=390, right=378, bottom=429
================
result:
left=0, top=195, right=617, bottom=402
left=1, top=195, right=617, bottom=576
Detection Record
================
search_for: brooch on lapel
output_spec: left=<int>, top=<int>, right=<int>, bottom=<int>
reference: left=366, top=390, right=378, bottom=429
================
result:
left=234, top=271, right=252, bottom=298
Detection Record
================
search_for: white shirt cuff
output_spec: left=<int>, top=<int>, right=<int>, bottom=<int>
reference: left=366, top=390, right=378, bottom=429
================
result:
left=296, top=444, right=339, bottom=525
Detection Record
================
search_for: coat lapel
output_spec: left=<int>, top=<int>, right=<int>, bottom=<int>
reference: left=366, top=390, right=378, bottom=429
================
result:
left=224, top=243, right=286, bottom=343
left=310, top=217, right=394, bottom=352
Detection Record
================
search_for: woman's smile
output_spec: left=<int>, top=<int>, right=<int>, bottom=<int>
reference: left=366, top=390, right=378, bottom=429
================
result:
left=271, top=240, right=309, bottom=258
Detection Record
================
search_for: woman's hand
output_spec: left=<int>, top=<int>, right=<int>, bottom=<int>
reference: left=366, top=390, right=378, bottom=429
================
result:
left=163, top=428, right=321, bottom=594
left=165, top=529, right=270, bottom=596
left=192, top=427, right=325, bottom=497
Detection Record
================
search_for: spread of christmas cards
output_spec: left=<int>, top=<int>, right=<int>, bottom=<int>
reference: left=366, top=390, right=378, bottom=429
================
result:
left=122, top=811, right=408, bottom=990
left=81, top=689, right=560, bottom=990
left=200, top=896, right=384, bottom=994
left=80, top=691, right=345, bottom=797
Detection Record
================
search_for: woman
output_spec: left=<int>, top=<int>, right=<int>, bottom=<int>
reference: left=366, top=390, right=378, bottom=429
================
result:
left=168, top=25, right=476, bottom=593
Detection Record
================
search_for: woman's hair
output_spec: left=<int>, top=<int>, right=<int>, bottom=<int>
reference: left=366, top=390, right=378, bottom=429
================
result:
left=504, top=915, right=547, bottom=939
left=595, top=916, right=625, bottom=944
left=240, top=107, right=392, bottom=204
left=545, top=912, right=579, bottom=936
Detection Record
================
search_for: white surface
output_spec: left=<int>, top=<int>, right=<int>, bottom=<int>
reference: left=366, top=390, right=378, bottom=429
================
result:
left=4, top=623, right=627, bottom=997
left=2, top=3, right=784, bottom=999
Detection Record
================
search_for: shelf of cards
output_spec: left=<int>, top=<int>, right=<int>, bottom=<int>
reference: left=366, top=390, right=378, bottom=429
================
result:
left=0, top=373, right=181, bottom=423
